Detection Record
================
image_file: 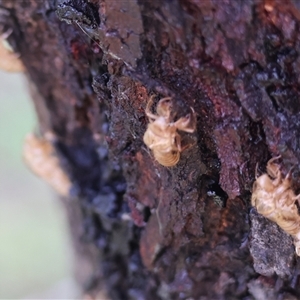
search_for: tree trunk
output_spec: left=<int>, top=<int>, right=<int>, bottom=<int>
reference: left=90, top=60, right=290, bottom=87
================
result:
left=2, top=0, right=300, bottom=299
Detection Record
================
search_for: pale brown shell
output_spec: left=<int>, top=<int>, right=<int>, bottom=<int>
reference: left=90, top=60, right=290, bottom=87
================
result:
left=252, top=157, right=300, bottom=256
left=23, top=133, right=71, bottom=197
left=143, top=96, right=196, bottom=167
left=0, top=38, right=24, bottom=72
left=153, top=149, right=180, bottom=167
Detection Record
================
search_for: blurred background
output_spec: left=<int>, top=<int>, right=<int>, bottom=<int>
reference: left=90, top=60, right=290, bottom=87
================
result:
left=0, top=70, right=79, bottom=299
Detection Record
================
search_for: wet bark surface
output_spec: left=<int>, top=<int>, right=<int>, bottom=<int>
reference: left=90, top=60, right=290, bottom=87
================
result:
left=2, top=0, right=300, bottom=299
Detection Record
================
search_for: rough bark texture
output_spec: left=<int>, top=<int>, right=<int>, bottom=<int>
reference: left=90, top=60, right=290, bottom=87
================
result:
left=2, top=0, right=300, bottom=299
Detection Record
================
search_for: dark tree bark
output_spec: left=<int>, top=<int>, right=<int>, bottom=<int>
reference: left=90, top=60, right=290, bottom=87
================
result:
left=2, top=0, right=300, bottom=299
